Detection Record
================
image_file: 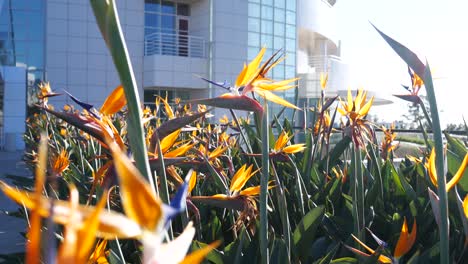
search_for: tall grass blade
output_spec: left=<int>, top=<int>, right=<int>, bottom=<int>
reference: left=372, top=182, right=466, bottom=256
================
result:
left=260, top=102, right=270, bottom=264
left=89, top=0, right=152, bottom=183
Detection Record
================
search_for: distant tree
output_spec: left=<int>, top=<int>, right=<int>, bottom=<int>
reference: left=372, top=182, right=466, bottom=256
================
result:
left=402, top=95, right=431, bottom=129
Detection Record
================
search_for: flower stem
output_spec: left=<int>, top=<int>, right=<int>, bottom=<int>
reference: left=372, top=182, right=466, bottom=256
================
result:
left=260, top=102, right=270, bottom=264
left=423, top=63, right=449, bottom=263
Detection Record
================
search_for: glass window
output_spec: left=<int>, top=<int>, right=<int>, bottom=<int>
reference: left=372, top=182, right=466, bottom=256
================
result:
left=145, top=0, right=161, bottom=13
left=274, top=8, right=285, bottom=23
left=261, top=6, right=273, bottom=20
left=161, top=1, right=176, bottom=14
left=286, top=38, right=295, bottom=52
left=273, top=36, right=284, bottom=50
left=286, top=24, right=295, bottom=38
left=274, top=22, right=284, bottom=36
left=161, top=15, right=175, bottom=31
left=286, top=52, right=295, bottom=66
left=286, top=11, right=295, bottom=25
left=273, top=64, right=285, bottom=79
left=286, top=0, right=296, bottom=11
left=248, top=47, right=260, bottom=60
left=262, top=0, right=273, bottom=6
left=248, top=17, right=260, bottom=32
left=145, top=13, right=160, bottom=28
left=274, top=0, right=285, bottom=8
left=177, top=4, right=190, bottom=16
left=260, top=34, right=273, bottom=48
left=248, top=3, right=260, bottom=17
left=248, top=32, right=260, bottom=46
left=285, top=65, right=296, bottom=78
left=261, top=20, right=273, bottom=34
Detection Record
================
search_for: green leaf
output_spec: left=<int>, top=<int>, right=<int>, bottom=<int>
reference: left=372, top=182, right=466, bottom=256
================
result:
left=330, top=257, right=358, bottom=263
left=270, top=238, right=289, bottom=264
left=321, top=136, right=351, bottom=170
left=293, top=206, right=325, bottom=261
left=315, top=243, right=339, bottom=264
left=372, top=24, right=425, bottom=78
left=90, top=0, right=151, bottom=181
left=191, top=241, right=224, bottom=264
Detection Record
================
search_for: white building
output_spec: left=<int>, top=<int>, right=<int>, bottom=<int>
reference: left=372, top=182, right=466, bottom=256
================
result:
left=0, top=0, right=346, bottom=150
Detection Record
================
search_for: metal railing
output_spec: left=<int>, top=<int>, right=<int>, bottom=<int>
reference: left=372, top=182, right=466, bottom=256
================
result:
left=307, top=54, right=341, bottom=72
left=144, top=32, right=206, bottom=58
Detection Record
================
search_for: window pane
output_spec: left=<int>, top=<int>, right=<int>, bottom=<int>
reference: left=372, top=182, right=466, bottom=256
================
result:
left=248, top=3, right=260, bottom=17
left=273, top=36, right=283, bottom=50
left=145, top=13, right=160, bottom=28
left=262, top=0, right=273, bottom=6
left=248, top=17, right=260, bottom=32
left=161, top=1, right=175, bottom=14
left=248, top=32, right=260, bottom=46
left=286, top=52, right=295, bottom=66
left=273, top=64, right=285, bottom=79
left=261, top=20, right=273, bottom=34
left=177, top=3, right=190, bottom=16
left=285, top=65, right=296, bottom=78
left=161, top=15, right=175, bottom=31
left=274, top=8, right=285, bottom=23
left=286, top=38, right=295, bottom=52
left=274, top=0, right=285, bottom=8
left=286, top=0, right=296, bottom=11
left=248, top=47, right=260, bottom=60
left=286, top=11, right=295, bottom=25
left=261, top=6, right=273, bottom=20
left=145, top=0, right=161, bottom=12
left=260, top=34, right=273, bottom=48
left=274, top=22, right=284, bottom=36
left=286, top=24, right=295, bottom=38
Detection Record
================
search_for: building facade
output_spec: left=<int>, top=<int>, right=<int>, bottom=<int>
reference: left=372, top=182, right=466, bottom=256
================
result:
left=0, top=0, right=345, bottom=149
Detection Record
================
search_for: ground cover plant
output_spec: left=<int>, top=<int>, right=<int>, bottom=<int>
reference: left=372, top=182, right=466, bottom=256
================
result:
left=1, top=0, right=468, bottom=263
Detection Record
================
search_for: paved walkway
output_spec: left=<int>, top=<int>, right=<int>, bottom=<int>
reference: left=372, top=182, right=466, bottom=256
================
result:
left=0, top=150, right=31, bottom=259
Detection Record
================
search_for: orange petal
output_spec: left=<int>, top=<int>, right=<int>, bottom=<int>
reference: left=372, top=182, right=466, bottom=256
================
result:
left=230, top=165, right=256, bottom=192
left=108, top=142, right=162, bottom=231
left=180, top=241, right=221, bottom=264
left=320, top=73, right=328, bottom=89
left=463, top=195, right=468, bottom=219
left=239, top=182, right=275, bottom=196
left=26, top=136, right=47, bottom=264
left=236, top=47, right=266, bottom=87
left=0, top=182, right=142, bottom=239
left=100, top=85, right=127, bottom=115
left=282, top=144, right=306, bottom=154
left=427, top=149, right=438, bottom=187
left=254, top=88, right=300, bottom=110
left=358, top=96, right=374, bottom=117
left=446, top=152, right=468, bottom=192
left=164, top=142, right=194, bottom=158
left=274, top=131, right=288, bottom=151
left=160, top=129, right=181, bottom=154
left=188, top=170, right=197, bottom=194
left=394, top=217, right=417, bottom=258
left=77, top=194, right=108, bottom=263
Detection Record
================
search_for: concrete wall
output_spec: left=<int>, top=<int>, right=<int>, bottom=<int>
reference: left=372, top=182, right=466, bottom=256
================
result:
left=1, top=66, right=26, bottom=150
left=45, top=0, right=145, bottom=108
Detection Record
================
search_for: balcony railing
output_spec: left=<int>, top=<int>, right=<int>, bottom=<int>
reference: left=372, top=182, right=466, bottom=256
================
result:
left=144, top=32, right=206, bottom=58
left=307, top=54, right=341, bottom=72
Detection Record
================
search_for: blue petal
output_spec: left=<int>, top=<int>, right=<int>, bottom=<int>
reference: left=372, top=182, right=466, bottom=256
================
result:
left=163, top=169, right=194, bottom=226
left=63, top=90, right=100, bottom=118
left=199, top=76, right=230, bottom=90
left=366, top=228, right=388, bottom=248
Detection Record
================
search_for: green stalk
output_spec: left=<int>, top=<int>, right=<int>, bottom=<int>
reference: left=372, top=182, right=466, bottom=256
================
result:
left=260, top=102, right=270, bottom=264
left=352, top=145, right=365, bottom=242
left=271, top=161, right=291, bottom=259
left=423, top=63, right=449, bottom=263
left=90, top=0, right=152, bottom=185
left=154, top=132, right=173, bottom=240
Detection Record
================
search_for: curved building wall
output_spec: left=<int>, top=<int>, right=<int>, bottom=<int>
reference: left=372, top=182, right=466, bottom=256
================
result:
left=297, top=0, right=338, bottom=46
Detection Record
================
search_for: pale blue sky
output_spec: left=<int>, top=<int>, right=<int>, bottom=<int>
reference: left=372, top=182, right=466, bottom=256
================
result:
left=335, top=0, right=468, bottom=127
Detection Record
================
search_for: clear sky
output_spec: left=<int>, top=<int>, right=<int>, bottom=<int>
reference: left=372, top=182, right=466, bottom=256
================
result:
left=335, top=0, right=468, bottom=127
